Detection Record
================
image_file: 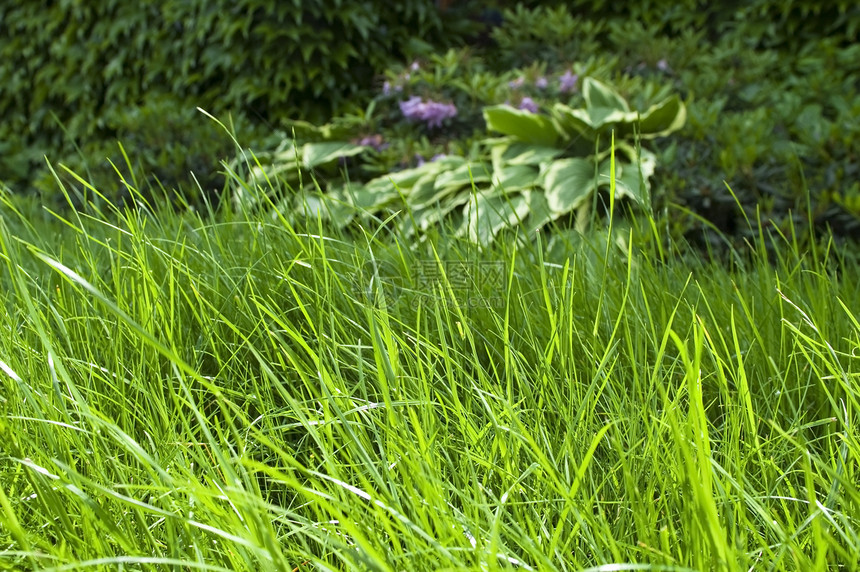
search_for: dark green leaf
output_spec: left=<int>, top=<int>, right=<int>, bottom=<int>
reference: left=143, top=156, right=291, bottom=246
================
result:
left=522, top=191, right=555, bottom=235
left=633, top=95, right=687, bottom=138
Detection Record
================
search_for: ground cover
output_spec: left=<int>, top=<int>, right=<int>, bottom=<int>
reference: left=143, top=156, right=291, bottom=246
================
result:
left=1, top=181, right=859, bottom=569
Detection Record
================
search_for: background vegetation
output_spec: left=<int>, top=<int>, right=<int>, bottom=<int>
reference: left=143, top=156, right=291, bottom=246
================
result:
left=1, top=0, right=858, bottom=251
left=0, top=0, right=454, bottom=197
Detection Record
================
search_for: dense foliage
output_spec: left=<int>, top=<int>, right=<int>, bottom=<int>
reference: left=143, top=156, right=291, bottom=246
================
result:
left=0, top=0, right=451, bottom=194
left=1, top=0, right=859, bottom=248
left=237, top=77, right=686, bottom=245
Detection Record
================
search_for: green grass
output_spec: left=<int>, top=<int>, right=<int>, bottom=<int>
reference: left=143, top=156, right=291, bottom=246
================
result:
left=1, top=179, right=859, bottom=571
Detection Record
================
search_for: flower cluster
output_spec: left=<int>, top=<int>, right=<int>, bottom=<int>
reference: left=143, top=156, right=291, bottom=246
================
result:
left=518, top=96, right=538, bottom=113
left=559, top=70, right=578, bottom=93
left=399, top=96, right=458, bottom=129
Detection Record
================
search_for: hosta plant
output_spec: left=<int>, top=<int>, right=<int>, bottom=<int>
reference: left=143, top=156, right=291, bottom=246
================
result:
left=477, top=77, right=685, bottom=237
left=235, top=77, right=685, bottom=245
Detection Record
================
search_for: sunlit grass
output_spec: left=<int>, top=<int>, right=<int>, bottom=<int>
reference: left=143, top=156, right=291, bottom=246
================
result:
left=1, top=175, right=859, bottom=571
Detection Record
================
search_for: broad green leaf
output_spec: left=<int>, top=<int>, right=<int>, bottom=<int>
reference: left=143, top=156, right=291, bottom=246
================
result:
left=592, top=146, right=657, bottom=207
left=614, top=165, right=644, bottom=205
left=246, top=159, right=301, bottom=192
left=270, top=139, right=301, bottom=162
left=522, top=191, right=555, bottom=235
left=612, top=150, right=657, bottom=206
left=493, top=141, right=564, bottom=166
left=610, top=144, right=657, bottom=178
left=583, top=77, right=630, bottom=114
left=408, top=173, right=463, bottom=208
left=366, top=157, right=462, bottom=192
left=594, top=157, right=618, bottom=189
left=302, top=142, right=365, bottom=169
left=492, top=164, right=539, bottom=191
left=381, top=166, right=431, bottom=189
left=284, top=119, right=356, bottom=141
left=347, top=181, right=400, bottom=210
left=635, top=147, right=657, bottom=179
left=490, top=139, right=513, bottom=174
left=263, top=162, right=303, bottom=182
left=588, top=107, right=637, bottom=131
left=636, top=95, right=687, bottom=138
left=541, top=157, right=598, bottom=215
left=430, top=155, right=468, bottom=170
left=551, top=104, right=597, bottom=136
left=295, top=190, right=355, bottom=227
left=462, top=190, right=531, bottom=245
left=402, top=191, right=472, bottom=236
left=483, top=105, right=559, bottom=146
left=283, top=119, right=325, bottom=141
left=435, top=161, right=491, bottom=189
left=597, top=141, right=637, bottom=164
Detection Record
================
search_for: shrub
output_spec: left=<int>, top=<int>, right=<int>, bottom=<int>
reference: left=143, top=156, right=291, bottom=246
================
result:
left=0, top=0, right=450, bottom=194
left=235, top=77, right=686, bottom=246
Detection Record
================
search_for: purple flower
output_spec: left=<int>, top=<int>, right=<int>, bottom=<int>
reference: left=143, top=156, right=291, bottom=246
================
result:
left=518, top=97, right=539, bottom=113
left=399, top=95, right=424, bottom=117
left=399, top=96, right=458, bottom=128
left=535, top=76, right=548, bottom=89
left=559, top=70, right=578, bottom=93
left=508, top=76, right=525, bottom=89
left=410, top=60, right=421, bottom=72
left=656, top=59, right=670, bottom=72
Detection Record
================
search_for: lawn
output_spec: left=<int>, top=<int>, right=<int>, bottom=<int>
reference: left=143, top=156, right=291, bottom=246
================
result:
left=1, top=179, right=859, bottom=570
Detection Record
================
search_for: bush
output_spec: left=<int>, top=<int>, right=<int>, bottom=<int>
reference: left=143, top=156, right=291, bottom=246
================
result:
left=0, top=0, right=450, bottom=193
left=240, top=0, right=860, bottom=252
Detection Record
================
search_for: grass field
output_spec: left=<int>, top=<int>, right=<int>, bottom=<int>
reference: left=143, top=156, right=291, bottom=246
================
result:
left=1, top=180, right=859, bottom=570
